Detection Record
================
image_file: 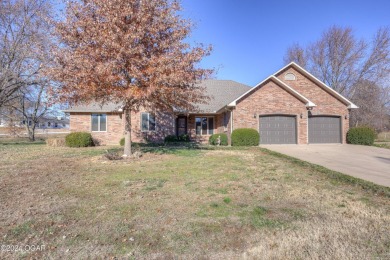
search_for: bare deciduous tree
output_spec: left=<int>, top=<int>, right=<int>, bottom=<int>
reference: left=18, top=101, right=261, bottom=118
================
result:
left=350, top=80, right=389, bottom=130
left=284, top=43, right=307, bottom=69
left=284, top=26, right=390, bottom=130
left=48, top=0, right=213, bottom=156
left=0, top=0, right=53, bottom=108
left=285, top=26, right=390, bottom=96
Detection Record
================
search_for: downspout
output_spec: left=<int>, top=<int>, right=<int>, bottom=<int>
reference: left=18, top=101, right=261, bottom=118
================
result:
left=230, top=109, right=233, bottom=135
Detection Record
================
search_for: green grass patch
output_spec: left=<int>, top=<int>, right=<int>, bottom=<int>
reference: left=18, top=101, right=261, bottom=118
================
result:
left=373, top=143, right=390, bottom=149
left=144, top=178, right=167, bottom=191
left=249, top=206, right=283, bottom=229
left=223, top=197, right=232, bottom=204
left=9, top=220, right=36, bottom=238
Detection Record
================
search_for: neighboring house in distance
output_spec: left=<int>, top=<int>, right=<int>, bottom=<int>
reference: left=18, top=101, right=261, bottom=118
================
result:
left=64, top=62, right=357, bottom=145
left=34, top=116, right=70, bottom=129
left=0, top=115, right=69, bottom=129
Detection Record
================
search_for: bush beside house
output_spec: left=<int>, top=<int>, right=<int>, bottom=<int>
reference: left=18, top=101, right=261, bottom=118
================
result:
left=231, top=128, right=260, bottom=146
left=209, top=133, right=228, bottom=146
left=65, top=132, right=94, bottom=147
left=347, top=127, right=376, bottom=145
left=164, top=134, right=190, bottom=143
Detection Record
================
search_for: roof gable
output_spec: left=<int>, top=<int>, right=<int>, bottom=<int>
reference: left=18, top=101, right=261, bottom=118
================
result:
left=229, top=76, right=316, bottom=108
left=274, top=62, right=358, bottom=109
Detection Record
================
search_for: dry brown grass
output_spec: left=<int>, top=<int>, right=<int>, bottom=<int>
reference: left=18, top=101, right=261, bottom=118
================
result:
left=0, top=144, right=389, bottom=259
left=46, top=138, right=66, bottom=147
left=377, top=131, right=390, bottom=142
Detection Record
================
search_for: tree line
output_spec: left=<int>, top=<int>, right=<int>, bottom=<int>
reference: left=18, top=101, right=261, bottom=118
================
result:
left=284, top=26, right=390, bottom=131
left=0, top=0, right=55, bottom=140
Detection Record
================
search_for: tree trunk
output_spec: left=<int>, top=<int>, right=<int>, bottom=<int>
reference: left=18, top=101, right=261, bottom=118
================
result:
left=123, top=108, right=132, bottom=157
left=25, top=122, right=35, bottom=142
left=29, top=124, right=35, bottom=142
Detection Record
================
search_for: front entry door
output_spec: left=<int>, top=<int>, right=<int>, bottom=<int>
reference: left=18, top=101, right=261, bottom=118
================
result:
left=176, top=116, right=187, bottom=136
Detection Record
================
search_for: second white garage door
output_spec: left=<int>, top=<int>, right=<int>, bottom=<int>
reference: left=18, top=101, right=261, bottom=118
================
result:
left=259, top=115, right=297, bottom=144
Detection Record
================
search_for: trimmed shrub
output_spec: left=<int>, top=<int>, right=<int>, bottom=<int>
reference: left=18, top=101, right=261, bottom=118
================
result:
left=164, top=134, right=190, bottom=143
left=209, top=133, right=228, bottom=146
left=164, top=135, right=178, bottom=142
left=178, top=134, right=190, bottom=142
left=231, top=128, right=259, bottom=146
left=347, top=127, right=376, bottom=145
left=65, top=132, right=94, bottom=147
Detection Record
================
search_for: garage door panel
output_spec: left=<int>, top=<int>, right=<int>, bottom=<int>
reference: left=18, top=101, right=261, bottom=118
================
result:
left=309, top=116, right=341, bottom=143
left=259, top=115, right=297, bottom=144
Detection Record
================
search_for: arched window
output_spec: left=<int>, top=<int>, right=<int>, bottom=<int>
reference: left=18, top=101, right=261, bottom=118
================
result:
left=284, top=73, right=296, bottom=81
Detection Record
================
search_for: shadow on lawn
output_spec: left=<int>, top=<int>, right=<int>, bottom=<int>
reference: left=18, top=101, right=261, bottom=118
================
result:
left=0, top=138, right=46, bottom=145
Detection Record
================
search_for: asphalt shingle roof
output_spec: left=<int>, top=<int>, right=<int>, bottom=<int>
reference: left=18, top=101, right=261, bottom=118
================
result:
left=63, top=80, right=251, bottom=114
left=63, top=102, right=123, bottom=113
left=192, top=79, right=250, bottom=113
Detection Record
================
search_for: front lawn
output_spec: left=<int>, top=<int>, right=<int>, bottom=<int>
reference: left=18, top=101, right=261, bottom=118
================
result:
left=0, top=143, right=389, bottom=259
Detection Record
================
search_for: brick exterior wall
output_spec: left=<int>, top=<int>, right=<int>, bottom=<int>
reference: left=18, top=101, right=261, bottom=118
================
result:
left=133, top=111, right=176, bottom=143
left=69, top=111, right=176, bottom=145
left=275, top=67, right=350, bottom=143
left=69, top=112, right=123, bottom=145
left=233, top=79, right=309, bottom=144
left=187, top=114, right=226, bottom=143
left=69, top=65, right=352, bottom=145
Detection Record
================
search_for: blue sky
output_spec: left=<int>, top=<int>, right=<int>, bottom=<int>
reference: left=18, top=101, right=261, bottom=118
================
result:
left=180, top=0, right=390, bottom=86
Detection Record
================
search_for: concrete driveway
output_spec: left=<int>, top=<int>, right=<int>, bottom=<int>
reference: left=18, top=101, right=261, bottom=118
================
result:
left=261, top=144, right=390, bottom=187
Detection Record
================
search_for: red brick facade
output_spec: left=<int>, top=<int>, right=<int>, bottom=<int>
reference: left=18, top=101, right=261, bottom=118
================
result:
left=275, top=67, right=350, bottom=143
left=69, top=111, right=176, bottom=145
left=70, top=112, right=124, bottom=145
left=233, top=79, right=309, bottom=144
left=68, top=64, right=354, bottom=145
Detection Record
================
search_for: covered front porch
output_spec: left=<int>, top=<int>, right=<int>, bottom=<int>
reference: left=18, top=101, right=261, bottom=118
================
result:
left=174, top=113, right=229, bottom=143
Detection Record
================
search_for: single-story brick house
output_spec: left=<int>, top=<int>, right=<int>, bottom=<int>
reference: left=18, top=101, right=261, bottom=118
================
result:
left=64, top=62, right=357, bottom=145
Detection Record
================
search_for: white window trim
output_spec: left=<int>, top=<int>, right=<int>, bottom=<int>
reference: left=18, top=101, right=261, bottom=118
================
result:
left=91, top=114, right=107, bottom=132
left=141, top=112, right=156, bottom=132
left=195, top=116, right=215, bottom=136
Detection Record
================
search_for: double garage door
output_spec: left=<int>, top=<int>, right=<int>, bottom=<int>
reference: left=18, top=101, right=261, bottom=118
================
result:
left=259, top=115, right=341, bottom=144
